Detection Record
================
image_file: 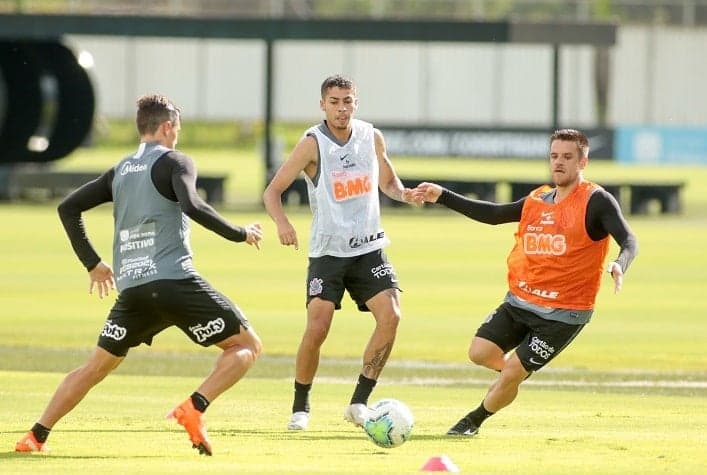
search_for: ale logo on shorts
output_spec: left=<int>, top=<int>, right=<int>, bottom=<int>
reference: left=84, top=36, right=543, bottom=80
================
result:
left=189, top=318, right=226, bottom=343
left=101, top=320, right=127, bottom=341
left=309, top=277, right=323, bottom=296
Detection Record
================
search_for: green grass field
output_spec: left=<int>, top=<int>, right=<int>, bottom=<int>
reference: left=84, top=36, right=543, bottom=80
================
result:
left=1, top=146, right=706, bottom=473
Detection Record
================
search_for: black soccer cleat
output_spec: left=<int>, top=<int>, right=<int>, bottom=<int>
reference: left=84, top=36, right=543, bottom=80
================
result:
left=193, top=442, right=212, bottom=456
left=446, top=416, right=479, bottom=436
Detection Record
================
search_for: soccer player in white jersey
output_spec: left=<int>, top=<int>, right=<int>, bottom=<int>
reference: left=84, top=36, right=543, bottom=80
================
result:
left=263, top=75, right=419, bottom=431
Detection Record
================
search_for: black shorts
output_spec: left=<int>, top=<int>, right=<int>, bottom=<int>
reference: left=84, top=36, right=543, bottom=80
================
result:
left=306, top=249, right=400, bottom=311
left=98, top=277, right=249, bottom=357
left=476, top=302, right=585, bottom=372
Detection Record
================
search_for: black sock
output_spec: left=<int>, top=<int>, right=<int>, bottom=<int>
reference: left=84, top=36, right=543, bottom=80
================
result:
left=31, top=423, right=51, bottom=444
left=191, top=392, right=210, bottom=413
left=464, top=400, right=495, bottom=428
left=350, top=374, right=377, bottom=405
left=293, top=381, right=312, bottom=413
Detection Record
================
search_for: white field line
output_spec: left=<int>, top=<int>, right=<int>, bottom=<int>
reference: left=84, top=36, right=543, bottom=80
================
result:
left=265, top=356, right=707, bottom=390
left=308, top=376, right=707, bottom=389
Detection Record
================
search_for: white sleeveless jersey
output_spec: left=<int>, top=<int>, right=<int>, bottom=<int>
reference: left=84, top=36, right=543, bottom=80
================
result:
left=305, top=119, right=389, bottom=257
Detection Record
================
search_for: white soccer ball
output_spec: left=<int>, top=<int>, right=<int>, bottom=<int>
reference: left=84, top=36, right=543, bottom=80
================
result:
left=363, top=398, right=414, bottom=448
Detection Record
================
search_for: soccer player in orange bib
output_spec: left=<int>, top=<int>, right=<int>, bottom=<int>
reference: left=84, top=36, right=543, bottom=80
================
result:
left=263, top=75, right=419, bottom=431
left=414, top=129, right=638, bottom=436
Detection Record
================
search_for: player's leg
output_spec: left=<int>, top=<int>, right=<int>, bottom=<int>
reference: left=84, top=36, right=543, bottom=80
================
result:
left=447, top=303, right=527, bottom=436
left=287, top=256, right=346, bottom=430
left=468, top=336, right=506, bottom=371
left=468, top=304, right=526, bottom=371
left=343, top=250, right=401, bottom=426
left=167, top=277, right=260, bottom=455
left=342, top=287, right=401, bottom=426
left=15, top=287, right=150, bottom=453
left=195, top=327, right=262, bottom=401
left=481, top=352, right=529, bottom=412
left=15, top=347, right=124, bottom=452
left=296, top=298, right=335, bottom=384
left=287, top=298, right=335, bottom=430
left=360, top=288, right=400, bottom=380
left=468, top=318, right=584, bottom=429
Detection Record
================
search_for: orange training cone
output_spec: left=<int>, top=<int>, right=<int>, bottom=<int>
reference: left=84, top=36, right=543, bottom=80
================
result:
left=420, top=455, right=460, bottom=472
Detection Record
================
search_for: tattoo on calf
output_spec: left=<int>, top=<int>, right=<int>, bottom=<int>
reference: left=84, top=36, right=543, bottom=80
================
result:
left=363, top=342, right=393, bottom=378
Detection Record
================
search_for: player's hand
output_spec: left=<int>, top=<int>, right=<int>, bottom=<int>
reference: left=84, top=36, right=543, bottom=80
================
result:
left=277, top=221, right=299, bottom=250
left=245, top=222, right=263, bottom=250
left=413, top=182, right=443, bottom=203
left=401, top=188, right=424, bottom=206
left=607, top=262, right=623, bottom=293
left=89, top=261, right=115, bottom=299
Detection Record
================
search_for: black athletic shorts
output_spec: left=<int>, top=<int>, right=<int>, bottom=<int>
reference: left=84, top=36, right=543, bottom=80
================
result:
left=98, top=276, right=249, bottom=357
left=306, top=249, right=400, bottom=311
left=476, top=302, right=585, bottom=372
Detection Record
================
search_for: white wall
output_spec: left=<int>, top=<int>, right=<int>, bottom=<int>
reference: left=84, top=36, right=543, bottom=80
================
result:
left=66, top=25, right=707, bottom=126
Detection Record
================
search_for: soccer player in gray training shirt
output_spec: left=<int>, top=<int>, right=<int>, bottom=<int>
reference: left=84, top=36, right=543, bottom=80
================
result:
left=15, top=94, right=263, bottom=456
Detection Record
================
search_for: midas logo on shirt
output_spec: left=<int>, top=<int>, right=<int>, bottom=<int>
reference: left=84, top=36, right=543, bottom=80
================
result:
left=332, top=172, right=372, bottom=201
left=523, top=232, right=566, bottom=255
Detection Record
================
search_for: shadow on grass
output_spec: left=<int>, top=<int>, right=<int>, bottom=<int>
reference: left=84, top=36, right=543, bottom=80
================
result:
left=0, top=451, right=167, bottom=460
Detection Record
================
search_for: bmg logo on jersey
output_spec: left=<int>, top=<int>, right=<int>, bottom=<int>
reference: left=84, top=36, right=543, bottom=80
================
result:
left=189, top=318, right=226, bottom=343
left=331, top=172, right=371, bottom=201
left=101, top=320, right=127, bottom=341
left=523, top=232, right=566, bottom=255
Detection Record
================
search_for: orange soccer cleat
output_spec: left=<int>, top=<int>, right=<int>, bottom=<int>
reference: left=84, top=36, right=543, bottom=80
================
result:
left=167, top=398, right=212, bottom=456
left=15, top=431, right=49, bottom=453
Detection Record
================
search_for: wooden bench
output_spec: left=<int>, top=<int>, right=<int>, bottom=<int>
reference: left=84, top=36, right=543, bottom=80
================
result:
left=628, top=182, right=684, bottom=214
left=282, top=177, right=684, bottom=215
left=8, top=169, right=227, bottom=205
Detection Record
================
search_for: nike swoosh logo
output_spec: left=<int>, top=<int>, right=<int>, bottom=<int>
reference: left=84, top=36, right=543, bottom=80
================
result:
left=339, top=153, right=349, bottom=161
left=529, top=357, right=544, bottom=365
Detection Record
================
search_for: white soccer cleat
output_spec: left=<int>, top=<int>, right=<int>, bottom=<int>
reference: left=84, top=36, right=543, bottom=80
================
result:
left=287, top=411, right=310, bottom=431
left=344, top=403, right=370, bottom=427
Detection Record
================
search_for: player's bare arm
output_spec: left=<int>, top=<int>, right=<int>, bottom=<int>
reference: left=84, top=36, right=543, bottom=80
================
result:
left=374, top=129, right=417, bottom=204
left=263, top=135, right=319, bottom=250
